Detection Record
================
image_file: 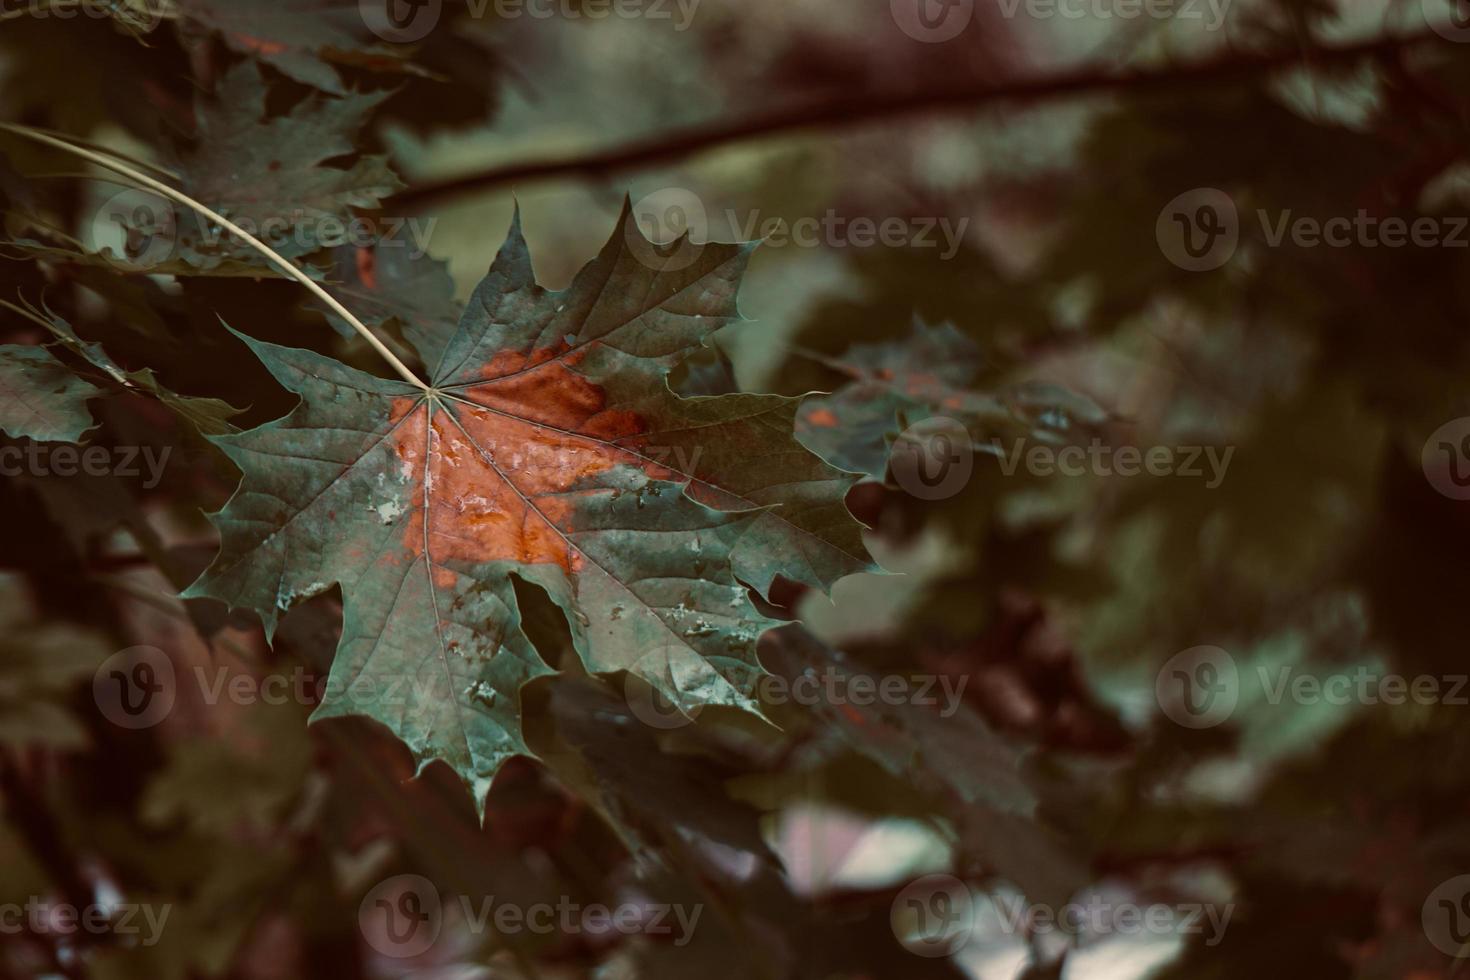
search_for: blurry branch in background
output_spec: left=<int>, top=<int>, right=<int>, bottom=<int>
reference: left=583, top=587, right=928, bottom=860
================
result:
left=394, top=27, right=1450, bottom=206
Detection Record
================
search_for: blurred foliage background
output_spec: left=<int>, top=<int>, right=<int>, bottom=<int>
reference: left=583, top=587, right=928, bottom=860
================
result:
left=3, top=0, right=1470, bottom=976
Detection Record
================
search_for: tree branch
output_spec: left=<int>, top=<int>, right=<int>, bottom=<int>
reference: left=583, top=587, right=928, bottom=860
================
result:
left=393, top=28, right=1451, bottom=206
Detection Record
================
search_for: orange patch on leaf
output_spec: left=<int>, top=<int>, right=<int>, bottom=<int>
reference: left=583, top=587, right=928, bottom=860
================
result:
left=806, top=408, right=840, bottom=428
left=387, top=355, right=658, bottom=577
left=466, top=344, right=644, bottom=440
left=905, top=373, right=937, bottom=396
left=355, top=247, right=378, bottom=291
left=231, top=34, right=289, bottom=56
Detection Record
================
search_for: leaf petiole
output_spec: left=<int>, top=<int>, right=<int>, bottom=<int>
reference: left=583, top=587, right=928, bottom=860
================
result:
left=0, top=121, right=430, bottom=391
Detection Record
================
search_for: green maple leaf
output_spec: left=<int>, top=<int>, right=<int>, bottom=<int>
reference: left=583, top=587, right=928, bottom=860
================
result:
left=0, top=345, right=102, bottom=443
left=170, top=63, right=401, bottom=270
left=176, top=0, right=423, bottom=95
left=0, top=300, right=239, bottom=436
left=60, top=64, right=398, bottom=276
left=795, top=320, right=1005, bottom=479
left=796, top=319, right=1106, bottom=481
left=39, top=309, right=241, bottom=436
left=185, top=208, right=875, bottom=811
left=313, top=242, right=462, bottom=370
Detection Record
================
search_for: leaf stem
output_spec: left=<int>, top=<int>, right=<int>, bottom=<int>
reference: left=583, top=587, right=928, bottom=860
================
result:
left=0, top=122, right=430, bottom=391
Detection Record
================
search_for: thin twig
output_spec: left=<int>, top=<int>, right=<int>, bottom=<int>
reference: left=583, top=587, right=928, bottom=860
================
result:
left=0, top=123, right=429, bottom=391
left=393, top=28, right=1450, bottom=205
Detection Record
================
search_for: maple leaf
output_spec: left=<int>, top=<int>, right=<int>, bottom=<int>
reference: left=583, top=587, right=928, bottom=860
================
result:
left=796, top=319, right=1107, bottom=480
left=176, top=0, right=422, bottom=95
left=314, top=242, right=462, bottom=371
left=170, top=63, right=401, bottom=270
left=795, top=320, right=1006, bottom=479
left=184, top=208, right=875, bottom=810
left=0, top=345, right=101, bottom=444
left=0, top=301, right=239, bottom=437
left=42, top=312, right=241, bottom=437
